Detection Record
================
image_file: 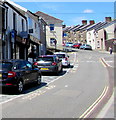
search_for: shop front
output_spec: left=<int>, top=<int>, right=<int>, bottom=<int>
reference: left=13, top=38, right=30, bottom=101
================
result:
left=15, top=33, right=29, bottom=60
left=28, top=35, right=41, bottom=63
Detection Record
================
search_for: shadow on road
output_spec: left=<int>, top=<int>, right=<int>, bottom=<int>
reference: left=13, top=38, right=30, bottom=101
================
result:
left=1, top=82, right=47, bottom=95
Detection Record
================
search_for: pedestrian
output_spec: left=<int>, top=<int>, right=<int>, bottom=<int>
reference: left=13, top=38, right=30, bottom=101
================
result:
left=109, top=46, right=113, bottom=54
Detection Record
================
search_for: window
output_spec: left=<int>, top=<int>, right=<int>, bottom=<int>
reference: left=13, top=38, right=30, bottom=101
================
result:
left=50, top=24, right=54, bottom=31
left=28, top=17, right=32, bottom=29
left=22, top=19, right=24, bottom=31
left=50, top=38, right=56, bottom=46
left=13, top=12, right=17, bottom=30
left=25, top=61, right=32, bottom=68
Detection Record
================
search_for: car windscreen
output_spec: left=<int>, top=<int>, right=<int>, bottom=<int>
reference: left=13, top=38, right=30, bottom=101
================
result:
left=0, top=62, right=12, bottom=71
left=37, top=57, right=54, bottom=62
left=86, top=45, right=90, bottom=46
left=55, top=54, right=65, bottom=58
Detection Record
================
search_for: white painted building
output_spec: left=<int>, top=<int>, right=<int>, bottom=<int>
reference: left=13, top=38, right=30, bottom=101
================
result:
left=35, top=11, right=63, bottom=50
left=2, top=0, right=28, bottom=59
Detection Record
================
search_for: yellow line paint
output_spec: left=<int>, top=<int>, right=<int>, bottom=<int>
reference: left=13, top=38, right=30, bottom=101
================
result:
left=79, top=86, right=109, bottom=119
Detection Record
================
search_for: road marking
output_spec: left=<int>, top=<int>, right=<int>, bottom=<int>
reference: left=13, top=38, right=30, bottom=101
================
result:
left=65, top=85, right=68, bottom=88
left=79, top=86, right=109, bottom=119
left=0, top=94, right=23, bottom=105
left=100, top=58, right=113, bottom=68
left=100, top=58, right=107, bottom=67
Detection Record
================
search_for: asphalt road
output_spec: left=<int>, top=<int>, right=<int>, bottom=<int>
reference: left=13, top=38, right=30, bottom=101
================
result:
left=1, top=50, right=112, bottom=118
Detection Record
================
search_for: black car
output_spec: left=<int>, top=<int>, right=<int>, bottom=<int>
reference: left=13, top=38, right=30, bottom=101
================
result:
left=0, top=59, right=42, bottom=93
left=33, top=55, right=63, bottom=75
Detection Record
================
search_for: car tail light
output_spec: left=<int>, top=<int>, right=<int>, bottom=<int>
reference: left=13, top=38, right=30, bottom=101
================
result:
left=52, top=62, right=57, bottom=66
left=6, top=83, right=13, bottom=85
left=8, top=71, right=16, bottom=78
left=33, top=62, right=38, bottom=66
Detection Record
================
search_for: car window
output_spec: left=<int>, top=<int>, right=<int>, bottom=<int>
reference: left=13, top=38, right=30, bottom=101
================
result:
left=37, top=57, right=54, bottom=62
left=55, top=54, right=65, bottom=58
left=0, top=62, right=12, bottom=71
left=19, top=61, right=27, bottom=69
left=25, top=61, right=32, bottom=68
left=13, top=61, right=21, bottom=70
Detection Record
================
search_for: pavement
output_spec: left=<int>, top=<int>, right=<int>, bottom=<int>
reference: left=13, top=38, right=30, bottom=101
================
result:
left=96, top=51, right=115, bottom=119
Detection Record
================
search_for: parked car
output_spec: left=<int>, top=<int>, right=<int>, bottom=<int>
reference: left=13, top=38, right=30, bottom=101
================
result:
left=54, top=52, right=70, bottom=67
left=73, top=43, right=82, bottom=49
left=33, top=55, right=63, bottom=74
left=65, top=42, right=74, bottom=47
left=0, top=59, right=42, bottom=93
left=80, top=44, right=92, bottom=50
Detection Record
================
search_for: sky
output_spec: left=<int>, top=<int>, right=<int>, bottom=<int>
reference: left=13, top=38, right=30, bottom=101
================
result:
left=14, top=1, right=114, bottom=26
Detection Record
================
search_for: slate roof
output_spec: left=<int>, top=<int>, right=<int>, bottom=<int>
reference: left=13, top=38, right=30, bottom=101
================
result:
left=95, top=19, right=116, bottom=32
left=86, top=22, right=103, bottom=31
left=35, top=11, right=63, bottom=23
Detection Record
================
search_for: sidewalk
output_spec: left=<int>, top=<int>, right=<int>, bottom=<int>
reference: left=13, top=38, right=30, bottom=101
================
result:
left=96, top=52, right=115, bottom=119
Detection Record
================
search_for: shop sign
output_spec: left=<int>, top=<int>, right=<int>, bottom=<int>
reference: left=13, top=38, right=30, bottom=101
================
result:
left=16, top=36, right=26, bottom=45
left=30, top=35, right=40, bottom=44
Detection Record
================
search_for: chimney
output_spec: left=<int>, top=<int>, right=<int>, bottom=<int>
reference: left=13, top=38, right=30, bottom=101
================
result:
left=89, top=20, right=95, bottom=25
left=82, top=20, right=87, bottom=25
left=105, top=17, right=112, bottom=22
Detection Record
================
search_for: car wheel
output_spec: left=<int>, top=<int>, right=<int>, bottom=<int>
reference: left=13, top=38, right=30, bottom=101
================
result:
left=60, top=66, right=63, bottom=72
left=36, top=74, right=41, bottom=85
left=68, top=63, right=70, bottom=68
left=16, top=80, right=23, bottom=93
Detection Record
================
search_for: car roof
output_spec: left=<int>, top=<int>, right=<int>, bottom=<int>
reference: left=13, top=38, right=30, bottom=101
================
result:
left=39, top=55, right=57, bottom=57
left=0, top=59, right=26, bottom=62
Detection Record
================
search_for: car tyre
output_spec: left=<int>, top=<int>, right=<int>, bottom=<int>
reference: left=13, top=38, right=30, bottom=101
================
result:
left=36, top=74, right=41, bottom=85
left=16, top=80, right=23, bottom=93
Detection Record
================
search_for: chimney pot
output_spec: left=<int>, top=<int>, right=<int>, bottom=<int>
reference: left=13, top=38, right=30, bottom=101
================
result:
left=82, top=20, right=87, bottom=25
left=105, top=17, right=112, bottom=22
left=89, top=20, right=95, bottom=25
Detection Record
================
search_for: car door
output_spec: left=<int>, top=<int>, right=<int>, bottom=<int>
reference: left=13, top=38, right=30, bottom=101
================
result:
left=25, top=61, right=39, bottom=82
left=19, top=61, right=31, bottom=84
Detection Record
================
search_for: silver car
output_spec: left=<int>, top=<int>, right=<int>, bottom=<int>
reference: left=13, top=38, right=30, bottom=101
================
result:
left=54, top=52, right=70, bottom=67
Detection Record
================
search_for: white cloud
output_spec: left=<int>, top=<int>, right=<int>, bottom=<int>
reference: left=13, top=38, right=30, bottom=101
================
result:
left=83, top=9, right=94, bottom=13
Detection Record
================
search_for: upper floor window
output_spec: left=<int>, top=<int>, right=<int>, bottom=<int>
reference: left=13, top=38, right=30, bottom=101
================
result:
left=28, top=17, right=33, bottom=29
left=50, top=24, right=54, bottom=31
left=22, top=19, right=24, bottom=31
left=13, top=12, right=17, bottom=30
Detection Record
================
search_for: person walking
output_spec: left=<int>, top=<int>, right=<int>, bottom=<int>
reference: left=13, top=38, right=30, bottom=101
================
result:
left=109, top=46, right=113, bottom=54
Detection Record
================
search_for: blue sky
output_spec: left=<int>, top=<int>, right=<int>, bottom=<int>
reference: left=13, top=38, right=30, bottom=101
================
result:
left=15, top=2, right=114, bottom=26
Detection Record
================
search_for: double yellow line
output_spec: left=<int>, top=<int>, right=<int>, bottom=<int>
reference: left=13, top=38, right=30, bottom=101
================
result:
left=79, top=86, right=109, bottom=119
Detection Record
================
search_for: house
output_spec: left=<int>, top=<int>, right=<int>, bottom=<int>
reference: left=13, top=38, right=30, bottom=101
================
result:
left=86, top=22, right=107, bottom=49
left=0, top=1, right=7, bottom=59
left=1, top=0, right=28, bottom=60
left=102, top=19, right=116, bottom=51
left=1, top=0, right=47, bottom=61
left=35, top=11, right=63, bottom=50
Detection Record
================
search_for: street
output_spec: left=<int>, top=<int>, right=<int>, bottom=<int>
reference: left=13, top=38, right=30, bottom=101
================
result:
left=1, top=50, right=114, bottom=118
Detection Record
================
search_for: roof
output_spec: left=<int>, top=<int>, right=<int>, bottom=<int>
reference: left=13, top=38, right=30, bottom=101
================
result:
left=39, top=55, right=57, bottom=57
left=86, top=22, right=103, bottom=31
left=96, top=19, right=116, bottom=32
left=35, top=11, right=63, bottom=23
